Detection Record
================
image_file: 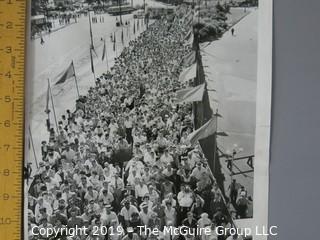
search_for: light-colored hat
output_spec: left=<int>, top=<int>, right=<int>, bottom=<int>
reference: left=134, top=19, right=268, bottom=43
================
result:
left=127, top=227, right=134, bottom=233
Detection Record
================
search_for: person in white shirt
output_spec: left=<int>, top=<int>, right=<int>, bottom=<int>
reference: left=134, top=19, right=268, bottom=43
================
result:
left=163, top=201, right=176, bottom=226
left=160, top=149, right=174, bottom=165
left=84, top=185, right=99, bottom=203
left=135, top=180, right=149, bottom=204
left=139, top=202, right=154, bottom=226
left=177, top=185, right=194, bottom=221
left=120, top=201, right=139, bottom=227
left=124, top=115, right=133, bottom=144
left=100, top=204, right=118, bottom=226
left=125, top=157, right=144, bottom=176
left=99, top=189, right=114, bottom=205
left=34, top=197, right=53, bottom=223
left=143, top=145, right=157, bottom=166
left=191, top=162, right=207, bottom=181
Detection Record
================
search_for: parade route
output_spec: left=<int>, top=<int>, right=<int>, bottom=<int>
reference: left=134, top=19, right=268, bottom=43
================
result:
left=27, top=0, right=165, bottom=167
left=24, top=3, right=260, bottom=238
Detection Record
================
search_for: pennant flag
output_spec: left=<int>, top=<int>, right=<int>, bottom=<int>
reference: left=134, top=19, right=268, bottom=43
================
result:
left=90, top=47, right=95, bottom=74
left=187, top=117, right=217, bottom=146
left=176, top=84, right=205, bottom=103
left=102, top=39, right=107, bottom=61
left=55, top=62, right=75, bottom=85
left=179, top=63, right=197, bottom=83
left=176, top=83, right=205, bottom=104
left=89, top=12, right=94, bottom=50
left=180, top=51, right=196, bottom=67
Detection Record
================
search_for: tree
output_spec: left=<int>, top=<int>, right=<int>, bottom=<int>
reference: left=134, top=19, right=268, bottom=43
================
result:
left=31, top=0, right=49, bottom=16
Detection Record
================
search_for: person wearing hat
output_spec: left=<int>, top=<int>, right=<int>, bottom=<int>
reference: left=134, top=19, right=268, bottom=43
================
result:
left=87, top=198, right=100, bottom=216
left=122, top=227, right=140, bottom=240
left=161, top=178, right=175, bottom=198
left=148, top=211, right=161, bottom=230
left=67, top=192, right=82, bottom=214
left=198, top=213, right=212, bottom=229
left=190, top=162, right=207, bottom=181
left=38, top=217, right=53, bottom=237
left=84, top=185, right=99, bottom=203
left=129, top=212, right=143, bottom=233
left=164, top=200, right=176, bottom=226
left=67, top=208, right=83, bottom=228
left=160, top=148, right=174, bottom=166
left=162, top=164, right=174, bottom=178
left=99, top=187, right=114, bottom=205
left=101, top=204, right=118, bottom=226
left=135, top=179, right=149, bottom=205
left=41, top=140, right=48, bottom=160
left=139, top=202, right=154, bottom=226
left=236, top=191, right=249, bottom=219
left=46, top=148, right=60, bottom=166
left=120, top=200, right=139, bottom=228
left=143, top=144, right=156, bottom=166
left=125, top=156, right=144, bottom=177
left=213, top=208, right=227, bottom=227
left=182, top=211, right=198, bottom=230
left=124, top=115, right=134, bottom=144
left=34, top=196, right=53, bottom=223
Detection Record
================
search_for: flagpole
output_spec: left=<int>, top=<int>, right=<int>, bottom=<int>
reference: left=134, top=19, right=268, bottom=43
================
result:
left=45, top=81, right=51, bottom=132
left=213, top=109, right=219, bottom=176
left=104, top=39, right=109, bottom=71
left=48, top=79, right=59, bottom=133
left=28, top=125, right=39, bottom=169
left=90, top=48, right=96, bottom=80
left=88, top=11, right=94, bottom=49
left=72, top=61, right=80, bottom=98
left=114, top=32, right=117, bottom=57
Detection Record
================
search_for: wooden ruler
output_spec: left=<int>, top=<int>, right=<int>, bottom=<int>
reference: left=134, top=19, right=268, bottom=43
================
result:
left=0, top=0, right=26, bottom=239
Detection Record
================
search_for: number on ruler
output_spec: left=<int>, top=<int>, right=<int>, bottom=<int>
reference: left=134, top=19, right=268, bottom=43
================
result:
left=2, top=169, right=10, bottom=176
left=3, top=144, right=10, bottom=151
left=3, top=120, right=11, bottom=127
left=2, top=193, right=10, bottom=200
left=6, top=22, right=13, bottom=29
left=5, top=46, right=12, bottom=53
left=5, top=71, right=11, bottom=79
left=4, top=96, right=11, bottom=102
left=0, top=217, right=11, bottom=225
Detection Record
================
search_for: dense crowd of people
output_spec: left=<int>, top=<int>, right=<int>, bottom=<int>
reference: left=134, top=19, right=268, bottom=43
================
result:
left=28, top=6, right=248, bottom=240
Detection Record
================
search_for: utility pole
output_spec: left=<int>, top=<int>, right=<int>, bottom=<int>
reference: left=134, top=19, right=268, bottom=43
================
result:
left=118, top=0, right=123, bottom=25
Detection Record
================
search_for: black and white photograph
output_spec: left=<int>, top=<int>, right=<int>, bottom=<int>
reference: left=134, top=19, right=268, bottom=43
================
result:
left=25, top=0, right=271, bottom=239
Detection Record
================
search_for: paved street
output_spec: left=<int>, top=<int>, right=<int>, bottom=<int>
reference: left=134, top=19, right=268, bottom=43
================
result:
left=203, top=9, right=258, bottom=217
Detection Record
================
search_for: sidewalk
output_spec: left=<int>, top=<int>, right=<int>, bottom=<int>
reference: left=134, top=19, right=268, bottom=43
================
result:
left=32, top=18, right=78, bottom=40
left=202, top=9, right=258, bottom=218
